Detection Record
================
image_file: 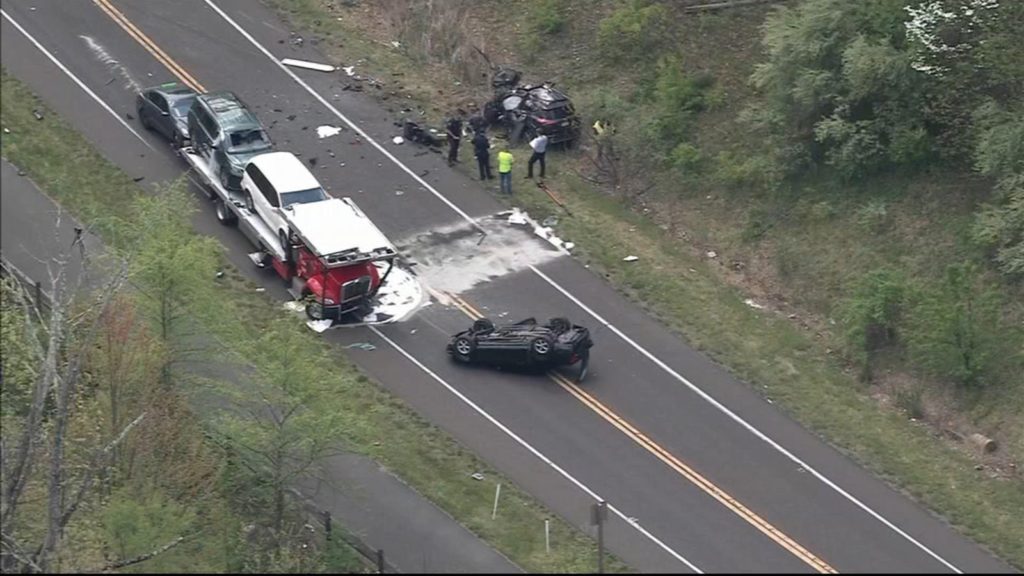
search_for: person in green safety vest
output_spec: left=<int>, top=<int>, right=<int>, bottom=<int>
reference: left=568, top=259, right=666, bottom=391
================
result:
left=497, top=148, right=515, bottom=194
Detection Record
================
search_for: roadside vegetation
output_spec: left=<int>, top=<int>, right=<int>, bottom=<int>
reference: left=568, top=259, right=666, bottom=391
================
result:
left=265, top=0, right=1024, bottom=568
left=1, top=69, right=625, bottom=573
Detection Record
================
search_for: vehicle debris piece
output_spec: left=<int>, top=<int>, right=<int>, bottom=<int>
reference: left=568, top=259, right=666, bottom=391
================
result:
left=392, top=136, right=404, bottom=145
left=541, top=215, right=559, bottom=227
left=342, top=65, right=356, bottom=76
left=706, top=250, right=718, bottom=259
left=744, top=298, right=765, bottom=310
left=316, top=125, right=343, bottom=139
left=471, top=472, right=485, bottom=481
left=307, top=319, right=333, bottom=333
left=32, top=109, right=44, bottom=121
left=280, top=58, right=335, bottom=72
left=346, top=342, right=377, bottom=351
left=623, top=255, right=639, bottom=262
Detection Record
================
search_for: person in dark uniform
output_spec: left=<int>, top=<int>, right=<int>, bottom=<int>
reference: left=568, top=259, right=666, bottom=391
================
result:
left=446, top=114, right=463, bottom=166
left=473, top=130, right=493, bottom=180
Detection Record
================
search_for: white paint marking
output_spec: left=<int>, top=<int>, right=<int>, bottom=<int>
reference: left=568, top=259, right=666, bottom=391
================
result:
left=0, top=9, right=153, bottom=150
left=204, top=2, right=964, bottom=571
left=367, top=325, right=703, bottom=573
left=281, top=57, right=335, bottom=73
left=80, top=34, right=142, bottom=92
left=527, top=264, right=963, bottom=574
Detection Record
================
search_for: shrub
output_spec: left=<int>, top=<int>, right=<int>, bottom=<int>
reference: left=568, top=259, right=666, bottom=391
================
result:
left=838, top=268, right=909, bottom=371
left=597, top=0, right=669, bottom=64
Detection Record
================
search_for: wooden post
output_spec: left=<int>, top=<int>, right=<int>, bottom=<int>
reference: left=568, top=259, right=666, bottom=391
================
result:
left=34, top=280, right=42, bottom=311
left=376, top=549, right=385, bottom=574
left=323, top=510, right=332, bottom=542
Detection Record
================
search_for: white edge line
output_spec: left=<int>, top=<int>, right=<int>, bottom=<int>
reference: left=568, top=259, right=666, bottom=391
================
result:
left=204, top=1, right=962, bottom=572
left=528, top=265, right=963, bottom=574
left=201, top=0, right=483, bottom=234
left=1, top=8, right=154, bottom=150
left=368, top=325, right=702, bottom=573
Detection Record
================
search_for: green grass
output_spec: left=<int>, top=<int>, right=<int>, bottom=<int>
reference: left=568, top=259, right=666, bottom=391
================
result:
left=251, top=2, right=1024, bottom=568
left=1, top=68, right=628, bottom=573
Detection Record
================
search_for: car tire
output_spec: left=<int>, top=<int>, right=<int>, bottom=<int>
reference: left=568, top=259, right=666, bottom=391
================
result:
left=452, top=336, right=475, bottom=363
left=138, top=109, right=151, bottom=130
left=214, top=198, right=236, bottom=226
left=530, top=336, right=553, bottom=359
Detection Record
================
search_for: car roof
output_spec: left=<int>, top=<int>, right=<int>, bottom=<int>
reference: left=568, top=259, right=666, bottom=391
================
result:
left=247, top=151, right=321, bottom=194
left=197, top=91, right=262, bottom=130
left=527, top=86, right=570, bottom=106
left=145, top=81, right=196, bottom=98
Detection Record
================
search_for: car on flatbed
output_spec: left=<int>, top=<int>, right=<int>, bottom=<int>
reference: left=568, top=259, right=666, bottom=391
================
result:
left=241, top=151, right=330, bottom=259
left=447, top=317, right=593, bottom=381
left=187, top=90, right=272, bottom=190
left=136, top=82, right=197, bottom=148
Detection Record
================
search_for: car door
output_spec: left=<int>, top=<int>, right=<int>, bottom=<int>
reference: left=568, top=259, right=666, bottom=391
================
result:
left=244, top=164, right=285, bottom=233
left=145, top=92, right=172, bottom=139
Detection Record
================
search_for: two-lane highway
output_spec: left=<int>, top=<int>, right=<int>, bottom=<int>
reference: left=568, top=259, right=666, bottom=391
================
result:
left=1, top=1, right=1013, bottom=572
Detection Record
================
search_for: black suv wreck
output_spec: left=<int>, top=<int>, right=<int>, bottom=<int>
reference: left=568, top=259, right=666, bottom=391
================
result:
left=447, top=317, right=593, bottom=381
left=483, top=68, right=581, bottom=147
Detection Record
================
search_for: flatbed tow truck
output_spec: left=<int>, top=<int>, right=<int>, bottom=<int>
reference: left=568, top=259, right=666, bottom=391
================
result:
left=180, top=146, right=422, bottom=326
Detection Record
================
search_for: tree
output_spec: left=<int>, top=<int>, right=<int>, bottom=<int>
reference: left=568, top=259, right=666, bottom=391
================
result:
left=123, top=181, right=221, bottom=386
left=212, top=321, right=347, bottom=538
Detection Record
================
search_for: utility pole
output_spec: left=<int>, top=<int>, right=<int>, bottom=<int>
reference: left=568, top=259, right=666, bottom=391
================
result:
left=591, top=500, right=607, bottom=573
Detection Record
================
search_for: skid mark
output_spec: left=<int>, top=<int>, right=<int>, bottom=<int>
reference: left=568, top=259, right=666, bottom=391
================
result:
left=80, top=35, right=142, bottom=93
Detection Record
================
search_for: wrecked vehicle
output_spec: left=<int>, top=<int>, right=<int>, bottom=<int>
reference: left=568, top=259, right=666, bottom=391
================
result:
left=483, top=68, right=581, bottom=147
left=136, top=81, right=197, bottom=148
left=447, top=317, right=593, bottom=381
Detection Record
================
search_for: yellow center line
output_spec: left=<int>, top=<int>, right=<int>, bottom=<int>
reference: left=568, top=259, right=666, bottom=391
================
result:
left=444, top=291, right=835, bottom=573
left=91, top=0, right=205, bottom=92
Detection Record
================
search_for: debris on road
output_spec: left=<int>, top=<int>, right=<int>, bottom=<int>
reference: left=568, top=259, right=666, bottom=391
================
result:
left=255, top=287, right=266, bottom=292
left=346, top=342, right=377, bottom=351
left=507, top=209, right=529, bottom=226
left=471, top=472, right=485, bottom=481
left=706, top=250, right=717, bottom=259
left=395, top=190, right=404, bottom=196
left=392, top=136, right=404, bottom=145
left=281, top=58, right=336, bottom=73
left=343, top=65, right=356, bottom=76
left=744, top=298, right=765, bottom=310
left=623, top=255, right=639, bottom=262
left=316, top=125, right=343, bottom=139
left=541, top=215, right=559, bottom=227
left=32, top=110, right=44, bottom=121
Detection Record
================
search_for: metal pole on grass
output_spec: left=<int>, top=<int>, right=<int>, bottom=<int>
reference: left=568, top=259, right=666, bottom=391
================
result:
left=492, top=483, right=502, bottom=520
left=545, top=519, right=550, bottom=553
left=591, top=500, right=607, bottom=573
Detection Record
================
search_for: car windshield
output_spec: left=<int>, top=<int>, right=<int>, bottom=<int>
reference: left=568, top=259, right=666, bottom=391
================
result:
left=536, top=105, right=572, bottom=121
left=280, top=187, right=329, bottom=208
left=227, top=129, right=271, bottom=153
left=169, top=97, right=195, bottom=119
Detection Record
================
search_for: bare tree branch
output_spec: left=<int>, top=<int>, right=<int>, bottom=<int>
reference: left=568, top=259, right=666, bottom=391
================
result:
left=99, top=533, right=191, bottom=572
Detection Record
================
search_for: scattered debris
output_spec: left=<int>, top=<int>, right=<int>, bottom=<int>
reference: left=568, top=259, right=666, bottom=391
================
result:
left=282, top=300, right=305, bottom=312
left=507, top=210, right=529, bottom=226
left=132, top=176, right=145, bottom=182
left=541, top=215, right=559, bottom=227
left=623, top=255, right=639, bottom=262
left=342, top=65, right=356, bottom=76
left=255, top=287, right=266, bottom=292
left=744, top=298, right=765, bottom=310
left=316, top=125, right=343, bottom=139
left=410, top=329, right=417, bottom=334
left=390, top=40, right=401, bottom=49
left=281, top=58, right=335, bottom=73
left=395, top=190, right=404, bottom=196
left=346, top=342, right=377, bottom=351
left=706, top=250, right=717, bottom=259
left=215, top=270, right=225, bottom=279
left=32, top=109, right=45, bottom=121
left=308, top=157, right=318, bottom=167
left=392, top=136, right=404, bottom=145
left=2, top=127, right=10, bottom=134
left=471, top=472, right=485, bottom=481
left=307, top=319, right=333, bottom=333
left=564, top=242, right=575, bottom=251
left=289, top=34, right=304, bottom=47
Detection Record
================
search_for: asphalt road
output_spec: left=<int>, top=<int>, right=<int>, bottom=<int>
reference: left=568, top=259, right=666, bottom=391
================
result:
left=1, top=1, right=1014, bottom=573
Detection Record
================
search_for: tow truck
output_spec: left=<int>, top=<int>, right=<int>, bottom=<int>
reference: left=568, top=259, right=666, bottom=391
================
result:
left=180, top=147, right=401, bottom=323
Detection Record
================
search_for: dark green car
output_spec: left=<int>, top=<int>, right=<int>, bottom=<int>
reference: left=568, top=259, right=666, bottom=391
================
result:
left=136, top=82, right=197, bottom=148
left=187, top=91, right=273, bottom=190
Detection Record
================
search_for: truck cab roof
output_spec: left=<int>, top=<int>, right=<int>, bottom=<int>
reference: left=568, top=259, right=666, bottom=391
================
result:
left=286, top=198, right=398, bottom=266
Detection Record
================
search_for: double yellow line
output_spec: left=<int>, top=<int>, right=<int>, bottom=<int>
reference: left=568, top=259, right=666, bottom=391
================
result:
left=86, top=2, right=835, bottom=570
left=443, top=289, right=835, bottom=574
left=91, top=0, right=205, bottom=93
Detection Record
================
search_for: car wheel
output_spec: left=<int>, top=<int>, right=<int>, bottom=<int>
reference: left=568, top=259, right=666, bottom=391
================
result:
left=214, top=198, right=236, bottom=226
left=452, top=337, right=474, bottom=362
left=530, top=336, right=553, bottom=357
left=577, top=350, right=590, bottom=382
left=138, top=108, right=152, bottom=130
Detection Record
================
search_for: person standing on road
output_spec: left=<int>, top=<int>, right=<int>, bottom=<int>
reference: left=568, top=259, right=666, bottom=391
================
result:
left=446, top=114, right=463, bottom=166
left=473, top=131, right=493, bottom=181
left=497, top=148, right=514, bottom=194
left=526, top=132, right=548, bottom=179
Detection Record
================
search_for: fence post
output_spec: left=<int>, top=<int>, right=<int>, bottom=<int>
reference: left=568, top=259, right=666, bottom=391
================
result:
left=376, top=549, right=385, bottom=574
left=323, top=510, right=332, bottom=542
left=34, top=280, right=42, bottom=311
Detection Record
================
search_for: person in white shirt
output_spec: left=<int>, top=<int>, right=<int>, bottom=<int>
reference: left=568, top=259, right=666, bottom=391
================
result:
left=526, top=133, right=548, bottom=179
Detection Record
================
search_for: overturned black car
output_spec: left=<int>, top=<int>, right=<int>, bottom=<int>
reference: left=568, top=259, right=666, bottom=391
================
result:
left=447, top=317, right=593, bottom=381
